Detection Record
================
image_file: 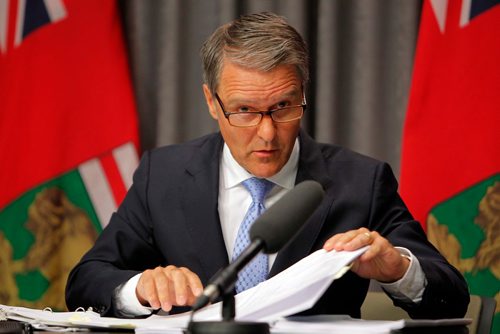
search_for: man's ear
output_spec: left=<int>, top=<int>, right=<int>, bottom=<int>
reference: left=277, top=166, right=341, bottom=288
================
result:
left=203, top=84, right=218, bottom=120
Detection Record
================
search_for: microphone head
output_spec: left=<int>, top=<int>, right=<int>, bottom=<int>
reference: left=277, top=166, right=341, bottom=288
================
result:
left=250, top=180, right=325, bottom=253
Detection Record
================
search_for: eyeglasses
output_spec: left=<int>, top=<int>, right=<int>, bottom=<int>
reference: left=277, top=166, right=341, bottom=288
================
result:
left=214, top=93, right=306, bottom=127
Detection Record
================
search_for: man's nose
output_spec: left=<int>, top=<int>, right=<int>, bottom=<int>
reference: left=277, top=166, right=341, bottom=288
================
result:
left=257, top=115, right=277, bottom=142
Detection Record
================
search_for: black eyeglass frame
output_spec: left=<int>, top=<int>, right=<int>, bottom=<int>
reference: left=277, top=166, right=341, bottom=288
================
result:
left=214, top=92, right=307, bottom=127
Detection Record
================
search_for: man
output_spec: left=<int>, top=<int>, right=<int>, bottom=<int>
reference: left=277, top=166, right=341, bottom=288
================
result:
left=66, top=12, right=469, bottom=319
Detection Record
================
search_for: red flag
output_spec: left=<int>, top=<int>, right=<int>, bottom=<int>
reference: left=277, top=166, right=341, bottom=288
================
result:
left=0, top=0, right=139, bottom=208
left=0, top=0, right=139, bottom=310
left=401, top=0, right=499, bottom=226
left=400, top=0, right=499, bottom=331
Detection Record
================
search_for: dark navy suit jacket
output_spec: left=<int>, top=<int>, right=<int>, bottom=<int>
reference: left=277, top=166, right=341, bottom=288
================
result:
left=65, top=130, right=469, bottom=319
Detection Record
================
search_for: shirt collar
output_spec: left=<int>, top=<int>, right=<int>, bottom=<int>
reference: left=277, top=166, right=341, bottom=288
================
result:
left=221, top=138, right=299, bottom=190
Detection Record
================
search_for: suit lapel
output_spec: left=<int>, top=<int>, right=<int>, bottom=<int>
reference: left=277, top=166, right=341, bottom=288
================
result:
left=269, top=130, right=335, bottom=277
left=181, top=134, right=229, bottom=284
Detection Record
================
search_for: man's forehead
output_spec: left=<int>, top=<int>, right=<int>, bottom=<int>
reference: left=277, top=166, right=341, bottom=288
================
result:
left=218, top=64, right=302, bottom=98
left=220, top=61, right=300, bottom=80
left=230, top=88, right=300, bottom=102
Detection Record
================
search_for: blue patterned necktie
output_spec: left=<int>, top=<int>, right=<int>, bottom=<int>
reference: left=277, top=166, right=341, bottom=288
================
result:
left=232, top=177, right=274, bottom=293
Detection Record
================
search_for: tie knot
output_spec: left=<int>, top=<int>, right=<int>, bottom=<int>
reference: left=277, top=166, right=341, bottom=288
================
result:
left=242, top=177, right=274, bottom=204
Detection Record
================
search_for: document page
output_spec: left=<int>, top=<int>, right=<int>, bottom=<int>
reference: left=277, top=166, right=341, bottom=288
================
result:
left=231, top=247, right=369, bottom=322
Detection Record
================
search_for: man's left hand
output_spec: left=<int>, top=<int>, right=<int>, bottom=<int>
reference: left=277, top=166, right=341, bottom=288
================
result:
left=323, top=228, right=410, bottom=283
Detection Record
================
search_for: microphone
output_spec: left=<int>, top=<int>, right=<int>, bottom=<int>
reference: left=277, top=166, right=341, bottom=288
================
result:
left=191, top=180, right=325, bottom=312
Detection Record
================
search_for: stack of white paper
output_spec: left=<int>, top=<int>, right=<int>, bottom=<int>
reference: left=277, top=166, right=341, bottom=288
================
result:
left=1, top=247, right=374, bottom=332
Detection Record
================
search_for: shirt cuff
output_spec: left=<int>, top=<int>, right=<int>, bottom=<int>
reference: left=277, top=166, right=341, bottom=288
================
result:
left=113, top=273, right=155, bottom=317
left=378, top=247, right=427, bottom=304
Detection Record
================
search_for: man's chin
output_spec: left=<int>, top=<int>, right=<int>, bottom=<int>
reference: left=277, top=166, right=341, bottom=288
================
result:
left=246, top=163, right=283, bottom=178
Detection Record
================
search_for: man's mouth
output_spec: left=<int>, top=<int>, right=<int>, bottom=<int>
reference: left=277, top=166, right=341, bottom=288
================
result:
left=253, top=149, right=277, bottom=158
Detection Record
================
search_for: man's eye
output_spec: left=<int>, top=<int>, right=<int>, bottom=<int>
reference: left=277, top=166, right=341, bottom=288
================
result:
left=238, top=106, right=250, bottom=113
left=276, top=101, right=289, bottom=109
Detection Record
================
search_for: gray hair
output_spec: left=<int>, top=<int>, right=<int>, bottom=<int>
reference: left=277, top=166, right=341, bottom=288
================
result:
left=200, top=12, right=309, bottom=94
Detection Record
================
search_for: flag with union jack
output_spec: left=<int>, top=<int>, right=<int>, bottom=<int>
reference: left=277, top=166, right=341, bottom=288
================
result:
left=400, top=0, right=500, bottom=332
left=0, top=0, right=139, bottom=310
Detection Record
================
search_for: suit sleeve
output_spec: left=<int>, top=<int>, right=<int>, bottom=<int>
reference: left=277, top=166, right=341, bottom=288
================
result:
left=65, top=151, right=164, bottom=316
left=367, top=162, right=470, bottom=319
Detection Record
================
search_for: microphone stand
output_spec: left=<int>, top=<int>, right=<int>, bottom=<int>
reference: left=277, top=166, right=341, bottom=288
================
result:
left=187, top=241, right=270, bottom=334
left=187, top=291, right=269, bottom=334
left=222, top=293, right=235, bottom=321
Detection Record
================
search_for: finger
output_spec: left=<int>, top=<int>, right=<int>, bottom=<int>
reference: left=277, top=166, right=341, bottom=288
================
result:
left=358, top=232, right=386, bottom=261
left=180, top=267, right=204, bottom=305
left=168, top=266, right=189, bottom=306
left=343, top=229, right=374, bottom=251
left=137, top=269, right=161, bottom=309
left=323, top=233, right=347, bottom=250
left=324, top=229, right=368, bottom=251
left=153, top=267, right=174, bottom=311
left=329, top=230, right=360, bottom=250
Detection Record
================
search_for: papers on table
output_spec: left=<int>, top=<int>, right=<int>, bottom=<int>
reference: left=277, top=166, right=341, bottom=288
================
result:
left=1, top=247, right=366, bottom=331
left=272, top=315, right=472, bottom=334
left=0, top=246, right=471, bottom=333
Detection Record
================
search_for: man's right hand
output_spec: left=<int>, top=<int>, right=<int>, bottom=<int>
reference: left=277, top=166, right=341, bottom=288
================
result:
left=136, top=265, right=203, bottom=312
